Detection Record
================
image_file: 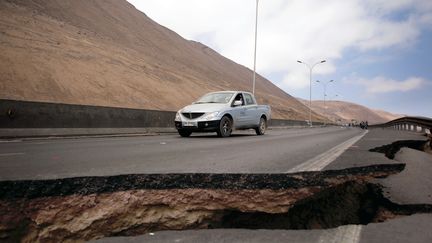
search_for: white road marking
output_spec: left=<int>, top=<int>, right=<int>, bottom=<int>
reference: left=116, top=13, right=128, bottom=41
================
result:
left=0, top=152, right=25, bottom=157
left=286, top=130, right=368, bottom=173
left=0, top=140, right=22, bottom=143
left=318, top=225, right=363, bottom=243
left=285, top=131, right=367, bottom=243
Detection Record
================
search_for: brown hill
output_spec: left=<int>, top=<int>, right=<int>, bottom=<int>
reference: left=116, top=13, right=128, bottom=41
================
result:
left=298, top=99, right=402, bottom=125
left=371, top=109, right=404, bottom=122
left=0, top=0, right=326, bottom=121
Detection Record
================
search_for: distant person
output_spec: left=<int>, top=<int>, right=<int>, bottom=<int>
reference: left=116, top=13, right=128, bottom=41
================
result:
left=360, top=121, right=365, bottom=129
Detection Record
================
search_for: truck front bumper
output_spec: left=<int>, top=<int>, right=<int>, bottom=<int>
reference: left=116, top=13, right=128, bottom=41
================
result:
left=175, top=120, right=220, bottom=132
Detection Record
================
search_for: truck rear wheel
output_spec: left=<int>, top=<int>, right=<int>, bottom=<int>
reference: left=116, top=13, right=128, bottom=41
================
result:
left=217, top=116, right=232, bottom=137
left=255, top=117, right=267, bottom=135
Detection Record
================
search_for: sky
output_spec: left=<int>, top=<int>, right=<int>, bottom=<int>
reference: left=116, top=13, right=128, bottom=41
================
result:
left=127, top=0, right=432, bottom=117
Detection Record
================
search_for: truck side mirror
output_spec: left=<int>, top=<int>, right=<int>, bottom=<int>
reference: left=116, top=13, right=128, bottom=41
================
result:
left=233, top=100, right=242, bottom=107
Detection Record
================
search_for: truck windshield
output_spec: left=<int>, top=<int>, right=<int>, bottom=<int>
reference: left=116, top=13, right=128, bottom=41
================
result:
left=195, top=92, right=234, bottom=104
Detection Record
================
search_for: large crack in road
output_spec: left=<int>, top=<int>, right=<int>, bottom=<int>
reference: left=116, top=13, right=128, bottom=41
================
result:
left=369, top=139, right=430, bottom=159
left=2, top=164, right=432, bottom=242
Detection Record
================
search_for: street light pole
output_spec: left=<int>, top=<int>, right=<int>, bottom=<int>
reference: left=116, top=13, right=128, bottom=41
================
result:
left=316, top=80, right=334, bottom=126
left=315, top=79, right=334, bottom=109
left=329, top=94, right=341, bottom=123
left=297, top=60, right=326, bottom=127
left=252, top=0, right=259, bottom=94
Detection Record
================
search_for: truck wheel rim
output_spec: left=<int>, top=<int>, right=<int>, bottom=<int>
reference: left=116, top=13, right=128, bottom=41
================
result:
left=222, top=119, right=231, bottom=134
left=260, top=120, right=266, bottom=133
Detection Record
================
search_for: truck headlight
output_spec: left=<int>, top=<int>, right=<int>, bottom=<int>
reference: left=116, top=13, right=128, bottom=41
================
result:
left=175, top=111, right=181, bottom=121
left=203, top=111, right=219, bottom=121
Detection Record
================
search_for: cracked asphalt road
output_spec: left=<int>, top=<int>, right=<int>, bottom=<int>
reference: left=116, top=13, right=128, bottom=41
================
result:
left=92, top=128, right=432, bottom=243
left=0, top=127, right=362, bottom=180
left=1, top=127, right=431, bottom=243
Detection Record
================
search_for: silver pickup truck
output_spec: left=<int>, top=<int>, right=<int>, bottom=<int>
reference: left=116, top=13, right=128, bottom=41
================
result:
left=174, top=91, right=271, bottom=137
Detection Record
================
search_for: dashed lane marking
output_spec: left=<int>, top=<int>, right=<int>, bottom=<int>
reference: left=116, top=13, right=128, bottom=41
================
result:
left=0, top=152, right=25, bottom=157
left=0, top=140, right=22, bottom=143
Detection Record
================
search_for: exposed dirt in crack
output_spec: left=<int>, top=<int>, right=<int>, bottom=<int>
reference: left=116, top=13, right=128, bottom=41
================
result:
left=1, top=164, right=431, bottom=242
left=217, top=181, right=432, bottom=230
left=369, top=139, right=429, bottom=159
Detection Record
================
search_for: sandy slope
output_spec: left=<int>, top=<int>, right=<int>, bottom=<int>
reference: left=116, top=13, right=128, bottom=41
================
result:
left=0, top=0, right=328, bottom=121
left=303, top=100, right=402, bottom=124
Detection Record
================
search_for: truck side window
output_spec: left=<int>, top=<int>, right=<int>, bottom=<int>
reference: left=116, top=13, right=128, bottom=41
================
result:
left=244, top=93, right=255, bottom=105
left=233, top=94, right=244, bottom=106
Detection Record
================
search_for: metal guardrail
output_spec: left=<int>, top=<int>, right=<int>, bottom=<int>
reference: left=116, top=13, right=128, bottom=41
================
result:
left=372, top=116, right=432, bottom=134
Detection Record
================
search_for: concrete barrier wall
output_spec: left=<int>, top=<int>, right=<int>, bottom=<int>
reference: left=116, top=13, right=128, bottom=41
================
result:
left=0, top=99, right=325, bottom=137
left=0, top=99, right=176, bottom=128
left=269, top=119, right=320, bottom=127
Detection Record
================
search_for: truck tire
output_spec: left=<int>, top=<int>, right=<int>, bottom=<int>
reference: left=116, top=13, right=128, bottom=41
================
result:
left=255, top=117, right=267, bottom=135
left=178, top=130, right=192, bottom=137
left=217, top=116, right=232, bottom=137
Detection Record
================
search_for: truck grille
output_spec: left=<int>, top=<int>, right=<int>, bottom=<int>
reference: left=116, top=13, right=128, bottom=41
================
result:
left=182, top=112, right=205, bottom=119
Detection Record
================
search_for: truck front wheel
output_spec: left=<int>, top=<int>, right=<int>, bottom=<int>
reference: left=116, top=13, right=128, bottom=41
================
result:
left=217, top=116, right=232, bottom=137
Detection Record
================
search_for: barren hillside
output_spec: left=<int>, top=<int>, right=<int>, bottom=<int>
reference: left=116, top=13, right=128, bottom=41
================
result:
left=0, top=0, right=326, bottom=121
left=299, top=99, right=403, bottom=124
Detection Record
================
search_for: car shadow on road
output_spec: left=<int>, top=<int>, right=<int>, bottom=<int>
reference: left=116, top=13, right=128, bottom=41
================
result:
left=184, top=133, right=258, bottom=139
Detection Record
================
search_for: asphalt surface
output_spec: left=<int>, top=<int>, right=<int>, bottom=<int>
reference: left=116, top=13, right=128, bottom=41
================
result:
left=89, top=128, right=432, bottom=243
left=326, top=128, right=432, bottom=204
left=2, top=127, right=431, bottom=243
left=380, top=147, right=432, bottom=205
left=325, top=128, right=427, bottom=170
left=0, top=127, right=363, bottom=181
